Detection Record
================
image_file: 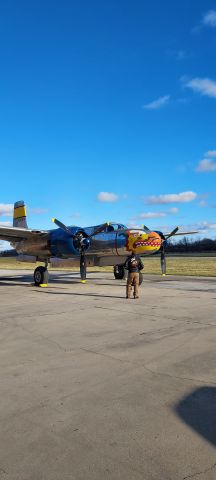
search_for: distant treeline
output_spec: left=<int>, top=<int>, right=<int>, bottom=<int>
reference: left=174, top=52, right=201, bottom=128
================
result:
left=167, top=237, right=216, bottom=253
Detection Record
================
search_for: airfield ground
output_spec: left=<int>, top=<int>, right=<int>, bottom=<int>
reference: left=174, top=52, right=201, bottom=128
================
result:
left=1, top=255, right=216, bottom=276
left=1, top=269, right=216, bottom=480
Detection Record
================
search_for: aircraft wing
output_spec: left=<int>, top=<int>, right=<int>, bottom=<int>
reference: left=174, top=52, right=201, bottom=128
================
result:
left=0, top=226, right=47, bottom=242
left=164, top=230, right=198, bottom=238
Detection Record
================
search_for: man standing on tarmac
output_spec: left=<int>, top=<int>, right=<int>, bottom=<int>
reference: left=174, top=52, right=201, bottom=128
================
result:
left=124, top=251, right=144, bottom=299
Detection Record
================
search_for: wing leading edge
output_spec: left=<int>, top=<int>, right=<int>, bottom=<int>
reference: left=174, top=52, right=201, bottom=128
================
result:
left=0, top=226, right=47, bottom=242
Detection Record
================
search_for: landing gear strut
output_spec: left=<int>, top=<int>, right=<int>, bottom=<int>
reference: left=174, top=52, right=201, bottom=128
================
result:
left=34, top=260, right=49, bottom=286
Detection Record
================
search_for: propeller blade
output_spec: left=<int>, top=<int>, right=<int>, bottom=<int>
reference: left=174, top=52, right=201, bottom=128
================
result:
left=142, top=224, right=151, bottom=233
left=164, top=226, right=179, bottom=240
left=52, top=218, right=74, bottom=237
left=89, top=222, right=110, bottom=238
left=160, top=244, right=166, bottom=275
left=80, top=249, right=87, bottom=283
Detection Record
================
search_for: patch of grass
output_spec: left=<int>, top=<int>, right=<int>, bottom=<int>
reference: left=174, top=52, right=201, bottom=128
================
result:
left=0, top=256, right=216, bottom=276
left=143, top=256, right=216, bottom=276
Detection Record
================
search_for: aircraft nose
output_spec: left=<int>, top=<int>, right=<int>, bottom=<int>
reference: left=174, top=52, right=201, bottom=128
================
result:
left=127, top=230, right=162, bottom=253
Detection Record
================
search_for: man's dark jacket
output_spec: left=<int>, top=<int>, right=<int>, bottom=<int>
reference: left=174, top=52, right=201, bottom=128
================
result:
left=124, top=254, right=144, bottom=273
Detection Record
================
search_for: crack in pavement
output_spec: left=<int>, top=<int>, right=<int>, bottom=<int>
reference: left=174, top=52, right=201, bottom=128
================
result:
left=183, top=462, right=216, bottom=479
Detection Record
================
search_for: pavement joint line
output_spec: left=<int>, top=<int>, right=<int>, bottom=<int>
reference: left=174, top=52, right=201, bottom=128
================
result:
left=142, top=365, right=216, bottom=387
left=183, top=462, right=216, bottom=479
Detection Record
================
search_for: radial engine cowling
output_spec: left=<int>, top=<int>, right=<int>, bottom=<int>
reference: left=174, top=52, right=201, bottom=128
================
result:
left=49, top=227, right=90, bottom=258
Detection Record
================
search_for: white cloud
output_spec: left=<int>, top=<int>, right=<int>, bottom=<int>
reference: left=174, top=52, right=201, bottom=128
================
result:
left=97, top=192, right=119, bottom=203
left=184, top=77, right=216, bottom=99
left=146, top=191, right=197, bottom=204
left=142, top=95, right=170, bottom=110
left=139, top=212, right=167, bottom=219
left=0, top=241, right=9, bottom=251
left=205, top=150, right=216, bottom=157
left=196, top=158, right=216, bottom=172
left=203, top=10, right=216, bottom=27
left=187, top=221, right=216, bottom=233
left=137, top=207, right=179, bottom=219
left=0, top=221, right=12, bottom=226
left=0, top=204, right=13, bottom=217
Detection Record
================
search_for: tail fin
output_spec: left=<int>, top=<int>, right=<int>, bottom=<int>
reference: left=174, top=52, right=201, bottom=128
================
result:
left=13, top=201, right=28, bottom=229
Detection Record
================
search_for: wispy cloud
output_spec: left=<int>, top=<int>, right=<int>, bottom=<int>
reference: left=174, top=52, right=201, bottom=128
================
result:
left=0, top=240, right=11, bottom=251
left=186, top=221, right=216, bottom=234
left=203, top=10, right=216, bottom=28
left=137, top=207, right=179, bottom=219
left=192, top=9, right=216, bottom=33
left=145, top=191, right=197, bottom=205
left=195, top=149, right=216, bottom=172
left=166, top=49, right=190, bottom=60
left=0, top=205, right=47, bottom=217
left=0, top=221, right=12, bottom=226
left=196, top=158, right=216, bottom=172
left=0, top=204, right=13, bottom=217
left=183, top=77, right=216, bottom=99
left=142, top=95, right=170, bottom=110
left=138, top=212, right=166, bottom=219
left=69, top=212, right=81, bottom=219
left=97, top=192, right=119, bottom=203
left=205, top=150, right=216, bottom=157
left=198, top=200, right=208, bottom=207
left=28, top=208, right=48, bottom=215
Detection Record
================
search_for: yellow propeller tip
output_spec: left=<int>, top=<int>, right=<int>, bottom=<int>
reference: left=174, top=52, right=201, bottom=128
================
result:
left=52, top=217, right=55, bottom=223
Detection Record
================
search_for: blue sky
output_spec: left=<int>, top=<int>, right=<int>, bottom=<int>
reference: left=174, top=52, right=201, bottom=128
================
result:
left=1, top=0, right=216, bottom=248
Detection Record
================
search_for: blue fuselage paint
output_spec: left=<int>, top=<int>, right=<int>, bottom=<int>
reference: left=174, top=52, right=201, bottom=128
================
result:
left=49, top=227, right=81, bottom=257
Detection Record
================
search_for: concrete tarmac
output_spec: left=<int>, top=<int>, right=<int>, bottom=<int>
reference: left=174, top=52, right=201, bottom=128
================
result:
left=0, top=269, right=216, bottom=480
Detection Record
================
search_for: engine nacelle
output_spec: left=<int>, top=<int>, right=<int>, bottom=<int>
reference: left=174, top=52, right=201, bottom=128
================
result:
left=49, top=227, right=89, bottom=258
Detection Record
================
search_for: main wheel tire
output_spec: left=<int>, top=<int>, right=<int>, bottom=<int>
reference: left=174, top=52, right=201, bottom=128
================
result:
left=34, top=266, right=49, bottom=286
left=139, top=272, right=143, bottom=285
left=114, top=265, right=126, bottom=280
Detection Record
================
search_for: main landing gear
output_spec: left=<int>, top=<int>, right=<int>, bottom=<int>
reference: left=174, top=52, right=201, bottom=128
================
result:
left=34, top=260, right=49, bottom=287
left=114, top=264, right=143, bottom=285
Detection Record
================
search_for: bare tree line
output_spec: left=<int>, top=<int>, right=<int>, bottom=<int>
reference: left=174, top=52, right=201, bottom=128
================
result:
left=167, top=237, right=216, bottom=253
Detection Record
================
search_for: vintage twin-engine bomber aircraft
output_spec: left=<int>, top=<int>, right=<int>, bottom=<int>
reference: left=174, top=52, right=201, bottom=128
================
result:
left=0, top=201, right=196, bottom=286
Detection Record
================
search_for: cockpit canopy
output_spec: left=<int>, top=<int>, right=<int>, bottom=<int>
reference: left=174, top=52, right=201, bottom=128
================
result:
left=105, top=223, right=127, bottom=232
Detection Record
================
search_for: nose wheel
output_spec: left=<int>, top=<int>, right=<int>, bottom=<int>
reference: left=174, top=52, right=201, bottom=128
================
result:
left=34, top=266, right=49, bottom=286
left=114, top=264, right=126, bottom=280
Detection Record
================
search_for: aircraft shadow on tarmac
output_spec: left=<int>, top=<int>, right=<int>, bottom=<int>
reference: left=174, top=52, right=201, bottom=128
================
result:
left=0, top=272, right=124, bottom=287
left=175, top=387, right=216, bottom=447
left=36, top=290, right=124, bottom=299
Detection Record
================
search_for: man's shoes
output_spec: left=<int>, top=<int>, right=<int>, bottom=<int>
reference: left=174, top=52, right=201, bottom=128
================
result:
left=134, top=296, right=139, bottom=299
left=126, top=296, right=130, bottom=299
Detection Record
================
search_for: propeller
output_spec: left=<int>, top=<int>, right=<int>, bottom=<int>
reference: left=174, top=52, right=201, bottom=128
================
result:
left=52, top=218, right=109, bottom=282
left=160, top=226, right=179, bottom=276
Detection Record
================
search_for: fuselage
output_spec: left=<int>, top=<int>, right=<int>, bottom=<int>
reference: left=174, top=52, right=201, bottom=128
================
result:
left=12, top=224, right=162, bottom=260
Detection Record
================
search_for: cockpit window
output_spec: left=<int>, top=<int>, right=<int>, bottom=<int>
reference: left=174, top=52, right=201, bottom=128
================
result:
left=106, top=223, right=127, bottom=232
